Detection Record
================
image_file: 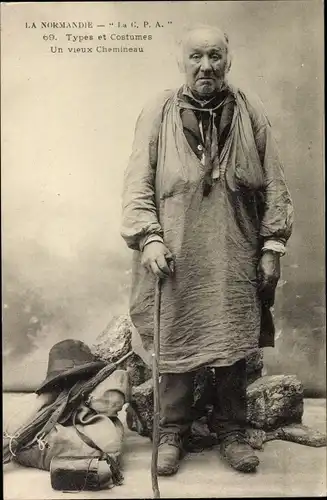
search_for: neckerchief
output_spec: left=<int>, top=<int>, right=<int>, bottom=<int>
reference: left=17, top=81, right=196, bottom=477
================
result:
left=176, top=85, right=235, bottom=195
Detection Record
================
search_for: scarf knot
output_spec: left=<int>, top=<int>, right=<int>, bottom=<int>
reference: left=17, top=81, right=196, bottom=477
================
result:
left=176, top=87, right=234, bottom=196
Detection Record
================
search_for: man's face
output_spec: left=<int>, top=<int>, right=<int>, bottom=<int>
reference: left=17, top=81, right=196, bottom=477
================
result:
left=182, top=29, right=229, bottom=98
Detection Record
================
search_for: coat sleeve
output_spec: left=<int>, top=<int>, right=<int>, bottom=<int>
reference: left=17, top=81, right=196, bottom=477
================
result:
left=246, top=94, right=294, bottom=248
left=121, top=91, right=173, bottom=251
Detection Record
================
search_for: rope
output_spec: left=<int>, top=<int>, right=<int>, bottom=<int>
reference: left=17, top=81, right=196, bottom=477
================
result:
left=3, top=431, right=20, bottom=457
left=34, top=431, right=47, bottom=451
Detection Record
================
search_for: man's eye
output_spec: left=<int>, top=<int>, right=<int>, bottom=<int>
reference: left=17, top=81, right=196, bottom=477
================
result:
left=211, top=54, right=222, bottom=61
left=191, top=54, right=201, bottom=60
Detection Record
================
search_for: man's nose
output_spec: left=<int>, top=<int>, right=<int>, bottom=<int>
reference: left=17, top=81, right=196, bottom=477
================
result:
left=200, top=56, right=212, bottom=72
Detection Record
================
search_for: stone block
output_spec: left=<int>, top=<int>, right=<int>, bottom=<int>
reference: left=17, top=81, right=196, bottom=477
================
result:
left=91, top=315, right=151, bottom=387
left=246, top=374, right=304, bottom=430
left=127, top=374, right=304, bottom=437
left=92, top=314, right=132, bottom=362
left=127, top=378, right=154, bottom=437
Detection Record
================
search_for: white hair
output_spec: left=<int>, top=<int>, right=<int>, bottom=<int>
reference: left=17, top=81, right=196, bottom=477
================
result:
left=176, top=24, right=232, bottom=73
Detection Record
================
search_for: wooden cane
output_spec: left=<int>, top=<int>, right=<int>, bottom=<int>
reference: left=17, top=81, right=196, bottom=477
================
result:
left=151, top=276, right=162, bottom=499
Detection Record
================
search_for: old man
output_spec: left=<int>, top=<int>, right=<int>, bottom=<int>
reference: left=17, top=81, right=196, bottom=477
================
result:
left=121, top=25, right=293, bottom=475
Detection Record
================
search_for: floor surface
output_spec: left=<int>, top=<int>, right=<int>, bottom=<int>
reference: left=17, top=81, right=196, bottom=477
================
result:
left=3, top=395, right=326, bottom=499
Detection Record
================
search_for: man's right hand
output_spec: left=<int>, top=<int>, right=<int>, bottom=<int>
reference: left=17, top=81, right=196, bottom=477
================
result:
left=141, top=241, right=174, bottom=279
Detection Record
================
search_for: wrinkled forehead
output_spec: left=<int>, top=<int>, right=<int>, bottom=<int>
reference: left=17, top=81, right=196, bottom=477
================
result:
left=183, top=28, right=228, bottom=54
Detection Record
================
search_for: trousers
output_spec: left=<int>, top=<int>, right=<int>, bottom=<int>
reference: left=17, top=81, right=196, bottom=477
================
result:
left=159, top=358, right=247, bottom=444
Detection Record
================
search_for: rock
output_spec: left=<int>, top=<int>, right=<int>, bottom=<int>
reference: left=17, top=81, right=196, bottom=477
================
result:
left=246, top=349, right=264, bottom=384
left=127, top=374, right=304, bottom=437
left=123, top=354, right=152, bottom=387
left=127, top=378, right=154, bottom=436
left=91, top=315, right=151, bottom=387
left=126, top=402, right=149, bottom=438
left=265, top=424, right=327, bottom=448
left=246, top=375, right=304, bottom=430
left=92, top=314, right=132, bottom=362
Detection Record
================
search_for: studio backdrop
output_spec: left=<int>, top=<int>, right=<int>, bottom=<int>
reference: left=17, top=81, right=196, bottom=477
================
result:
left=2, top=1, right=325, bottom=395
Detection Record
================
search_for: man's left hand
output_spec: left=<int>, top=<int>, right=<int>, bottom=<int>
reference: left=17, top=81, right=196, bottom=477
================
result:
left=257, top=251, right=281, bottom=307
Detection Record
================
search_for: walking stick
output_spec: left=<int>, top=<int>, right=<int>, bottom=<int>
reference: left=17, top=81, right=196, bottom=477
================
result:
left=151, top=276, right=162, bottom=499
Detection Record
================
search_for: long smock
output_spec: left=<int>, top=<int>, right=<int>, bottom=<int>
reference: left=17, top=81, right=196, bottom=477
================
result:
left=121, top=85, right=293, bottom=373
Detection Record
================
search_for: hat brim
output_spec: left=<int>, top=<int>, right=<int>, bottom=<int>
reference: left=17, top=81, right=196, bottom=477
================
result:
left=35, top=361, right=106, bottom=394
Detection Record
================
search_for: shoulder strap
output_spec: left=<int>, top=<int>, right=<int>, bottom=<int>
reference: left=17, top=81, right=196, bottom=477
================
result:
left=39, top=393, right=71, bottom=436
left=14, top=390, right=72, bottom=455
left=72, top=411, right=123, bottom=486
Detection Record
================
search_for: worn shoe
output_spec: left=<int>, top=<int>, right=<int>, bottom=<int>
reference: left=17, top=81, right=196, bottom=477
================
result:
left=157, top=443, right=180, bottom=476
left=220, top=435, right=260, bottom=473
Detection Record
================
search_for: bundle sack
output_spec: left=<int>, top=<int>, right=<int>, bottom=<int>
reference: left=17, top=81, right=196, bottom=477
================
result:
left=13, top=410, right=125, bottom=472
left=5, top=370, right=129, bottom=486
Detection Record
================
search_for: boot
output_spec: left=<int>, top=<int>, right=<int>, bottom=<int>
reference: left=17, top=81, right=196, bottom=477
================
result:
left=157, top=435, right=182, bottom=476
left=219, top=434, right=260, bottom=473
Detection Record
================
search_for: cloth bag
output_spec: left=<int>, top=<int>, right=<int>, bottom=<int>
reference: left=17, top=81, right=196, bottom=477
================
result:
left=5, top=370, right=129, bottom=479
left=13, top=410, right=125, bottom=472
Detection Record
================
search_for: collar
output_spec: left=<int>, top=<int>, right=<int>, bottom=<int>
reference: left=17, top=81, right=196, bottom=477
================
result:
left=177, top=83, right=234, bottom=113
left=181, top=83, right=230, bottom=108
